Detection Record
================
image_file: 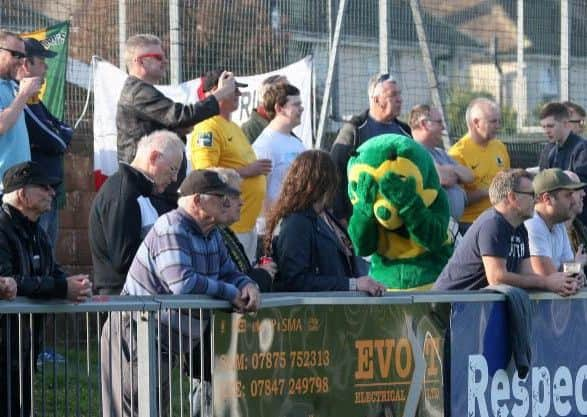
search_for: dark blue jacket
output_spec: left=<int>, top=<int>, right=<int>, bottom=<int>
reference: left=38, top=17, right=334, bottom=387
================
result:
left=539, top=131, right=587, bottom=224
left=273, top=208, right=365, bottom=292
left=24, top=100, right=72, bottom=180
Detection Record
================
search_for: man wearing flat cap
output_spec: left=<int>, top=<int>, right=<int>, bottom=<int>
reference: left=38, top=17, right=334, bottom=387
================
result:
left=0, top=161, right=92, bottom=417
left=189, top=69, right=269, bottom=262
left=525, top=168, right=587, bottom=278
left=101, top=168, right=260, bottom=417
left=14, top=37, right=72, bottom=250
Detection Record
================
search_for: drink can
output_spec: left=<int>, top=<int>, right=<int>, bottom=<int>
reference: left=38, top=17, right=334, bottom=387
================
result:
left=259, top=256, right=273, bottom=265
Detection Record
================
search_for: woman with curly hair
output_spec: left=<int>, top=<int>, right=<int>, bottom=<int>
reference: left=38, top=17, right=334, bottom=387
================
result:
left=264, top=150, right=385, bottom=295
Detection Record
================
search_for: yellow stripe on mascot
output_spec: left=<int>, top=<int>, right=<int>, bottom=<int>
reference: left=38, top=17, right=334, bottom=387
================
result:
left=347, top=133, right=454, bottom=290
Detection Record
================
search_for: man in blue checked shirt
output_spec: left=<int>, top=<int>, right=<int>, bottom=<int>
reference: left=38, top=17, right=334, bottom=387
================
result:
left=101, top=168, right=260, bottom=417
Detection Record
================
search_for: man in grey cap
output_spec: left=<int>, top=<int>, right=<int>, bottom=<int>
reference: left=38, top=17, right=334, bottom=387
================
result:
left=525, top=168, right=587, bottom=276
left=15, top=37, right=72, bottom=250
left=101, top=168, right=260, bottom=417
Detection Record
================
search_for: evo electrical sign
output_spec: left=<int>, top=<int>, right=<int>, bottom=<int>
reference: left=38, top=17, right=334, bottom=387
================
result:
left=451, top=299, right=587, bottom=417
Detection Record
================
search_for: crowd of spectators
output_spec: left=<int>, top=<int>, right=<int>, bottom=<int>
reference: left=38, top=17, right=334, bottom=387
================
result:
left=2, top=29, right=587, bottom=417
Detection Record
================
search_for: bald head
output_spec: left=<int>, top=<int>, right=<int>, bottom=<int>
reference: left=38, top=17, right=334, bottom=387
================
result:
left=466, top=98, right=501, bottom=144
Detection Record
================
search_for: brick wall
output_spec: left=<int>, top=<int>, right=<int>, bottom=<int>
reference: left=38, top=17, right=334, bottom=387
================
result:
left=57, top=151, right=95, bottom=276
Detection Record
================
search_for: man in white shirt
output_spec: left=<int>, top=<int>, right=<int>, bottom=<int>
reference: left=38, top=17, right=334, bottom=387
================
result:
left=253, top=83, right=306, bottom=233
left=525, top=168, right=586, bottom=274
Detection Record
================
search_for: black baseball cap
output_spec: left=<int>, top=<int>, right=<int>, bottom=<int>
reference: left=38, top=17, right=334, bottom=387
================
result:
left=178, top=170, right=240, bottom=197
left=3, top=161, right=60, bottom=193
left=202, top=69, right=247, bottom=93
left=24, top=38, right=57, bottom=59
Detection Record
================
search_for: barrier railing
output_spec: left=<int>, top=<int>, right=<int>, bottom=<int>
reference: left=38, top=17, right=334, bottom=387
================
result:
left=1, top=290, right=585, bottom=417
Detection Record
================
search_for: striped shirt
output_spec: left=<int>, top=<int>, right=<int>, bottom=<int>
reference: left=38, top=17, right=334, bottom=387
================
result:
left=124, top=208, right=254, bottom=301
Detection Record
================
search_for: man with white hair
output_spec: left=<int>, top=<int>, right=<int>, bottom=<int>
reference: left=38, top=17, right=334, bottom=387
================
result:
left=101, top=168, right=260, bottom=417
left=449, top=97, right=510, bottom=231
left=89, top=129, right=184, bottom=295
left=330, top=72, right=411, bottom=224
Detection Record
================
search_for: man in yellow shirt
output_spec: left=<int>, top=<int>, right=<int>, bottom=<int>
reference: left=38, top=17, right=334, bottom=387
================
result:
left=189, top=69, right=271, bottom=261
left=449, top=97, right=510, bottom=232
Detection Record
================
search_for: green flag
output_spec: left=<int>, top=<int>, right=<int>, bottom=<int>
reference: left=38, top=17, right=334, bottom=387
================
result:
left=23, top=21, right=69, bottom=119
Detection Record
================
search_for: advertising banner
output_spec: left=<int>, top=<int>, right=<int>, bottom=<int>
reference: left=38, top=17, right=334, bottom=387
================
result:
left=451, top=299, right=587, bottom=417
left=213, top=304, right=446, bottom=417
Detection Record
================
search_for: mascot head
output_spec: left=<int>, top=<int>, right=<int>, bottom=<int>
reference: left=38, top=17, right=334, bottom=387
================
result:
left=348, top=133, right=441, bottom=230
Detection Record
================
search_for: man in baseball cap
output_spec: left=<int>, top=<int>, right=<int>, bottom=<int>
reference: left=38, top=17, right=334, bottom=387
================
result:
left=101, top=168, right=258, bottom=417
left=15, top=38, right=73, bottom=252
left=525, top=168, right=587, bottom=277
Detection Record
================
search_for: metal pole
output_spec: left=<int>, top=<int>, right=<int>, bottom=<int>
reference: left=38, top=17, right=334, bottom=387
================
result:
left=378, top=0, right=389, bottom=73
left=118, top=0, right=127, bottom=70
left=316, top=0, right=347, bottom=149
left=560, top=0, right=569, bottom=101
left=137, top=311, right=157, bottom=417
left=515, top=0, right=527, bottom=130
left=169, top=0, right=181, bottom=84
left=409, top=0, right=450, bottom=149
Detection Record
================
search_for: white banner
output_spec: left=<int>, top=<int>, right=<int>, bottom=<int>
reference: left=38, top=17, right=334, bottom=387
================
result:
left=92, top=56, right=313, bottom=186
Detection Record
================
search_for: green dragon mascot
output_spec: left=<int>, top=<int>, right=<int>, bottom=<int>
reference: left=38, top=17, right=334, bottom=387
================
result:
left=347, top=133, right=453, bottom=290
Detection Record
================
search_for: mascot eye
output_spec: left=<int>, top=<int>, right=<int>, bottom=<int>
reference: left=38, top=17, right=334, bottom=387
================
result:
left=376, top=206, right=391, bottom=221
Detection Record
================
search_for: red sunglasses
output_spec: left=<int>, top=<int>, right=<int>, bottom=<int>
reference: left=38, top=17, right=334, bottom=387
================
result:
left=137, top=53, right=165, bottom=62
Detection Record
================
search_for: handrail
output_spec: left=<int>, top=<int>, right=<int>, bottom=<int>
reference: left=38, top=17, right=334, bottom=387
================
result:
left=1, top=289, right=586, bottom=313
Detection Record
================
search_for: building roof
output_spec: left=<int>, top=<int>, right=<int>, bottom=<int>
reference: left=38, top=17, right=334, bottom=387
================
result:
left=421, top=0, right=587, bottom=57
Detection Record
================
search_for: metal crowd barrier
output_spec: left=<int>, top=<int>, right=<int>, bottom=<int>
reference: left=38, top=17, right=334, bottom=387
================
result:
left=1, top=290, right=585, bottom=417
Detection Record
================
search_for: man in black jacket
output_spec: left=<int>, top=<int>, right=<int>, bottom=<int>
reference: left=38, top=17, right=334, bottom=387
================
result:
left=89, top=130, right=184, bottom=295
left=539, top=102, right=587, bottom=225
left=330, top=73, right=411, bottom=224
left=0, top=161, right=92, bottom=417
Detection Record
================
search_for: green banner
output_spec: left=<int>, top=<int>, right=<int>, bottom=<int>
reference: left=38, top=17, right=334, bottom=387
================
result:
left=23, top=21, right=69, bottom=119
left=213, top=304, right=447, bottom=417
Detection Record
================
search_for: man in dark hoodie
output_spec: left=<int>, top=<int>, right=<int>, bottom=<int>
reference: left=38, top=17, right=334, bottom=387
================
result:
left=330, top=72, right=411, bottom=224
left=16, top=38, right=72, bottom=250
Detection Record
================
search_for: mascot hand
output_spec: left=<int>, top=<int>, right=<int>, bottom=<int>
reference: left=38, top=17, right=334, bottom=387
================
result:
left=379, top=172, right=424, bottom=211
left=353, top=172, right=378, bottom=218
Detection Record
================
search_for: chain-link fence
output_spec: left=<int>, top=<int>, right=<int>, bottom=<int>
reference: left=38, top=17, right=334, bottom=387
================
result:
left=3, top=0, right=586, bottom=149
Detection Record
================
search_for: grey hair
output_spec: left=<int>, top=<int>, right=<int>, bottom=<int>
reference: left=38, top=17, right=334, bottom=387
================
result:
left=124, top=34, right=162, bottom=68
left=488, top=169, right=533, bottom=205
left=465, top=97, right=498, bottom=128
left=136, top=129, right=183, bottom=159
left=368, top=72, right=396, bottom=99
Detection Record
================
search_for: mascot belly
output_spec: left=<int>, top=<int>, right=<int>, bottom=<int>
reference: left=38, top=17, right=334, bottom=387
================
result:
left=347, top=133, right=453, bottom=290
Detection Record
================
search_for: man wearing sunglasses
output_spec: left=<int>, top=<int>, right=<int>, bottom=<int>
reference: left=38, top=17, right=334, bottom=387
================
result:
left=12, top=38, right=73, bottom=253
left=0, top=31, right=42, bottom=188
left=117, top=34, right=237, bottom=211
left=330, top=72, right=411, bottom=224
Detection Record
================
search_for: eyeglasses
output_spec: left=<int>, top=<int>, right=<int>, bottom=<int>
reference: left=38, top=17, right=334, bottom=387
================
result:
left=569, top=119, right=585, bottom=125
left=514, top=190, right=535, bottom=197
left=0, top=47, right=26, bottom=59
left=205, top=193, right=240, bottom=208
left=137, top=53, right=165, bottom=62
